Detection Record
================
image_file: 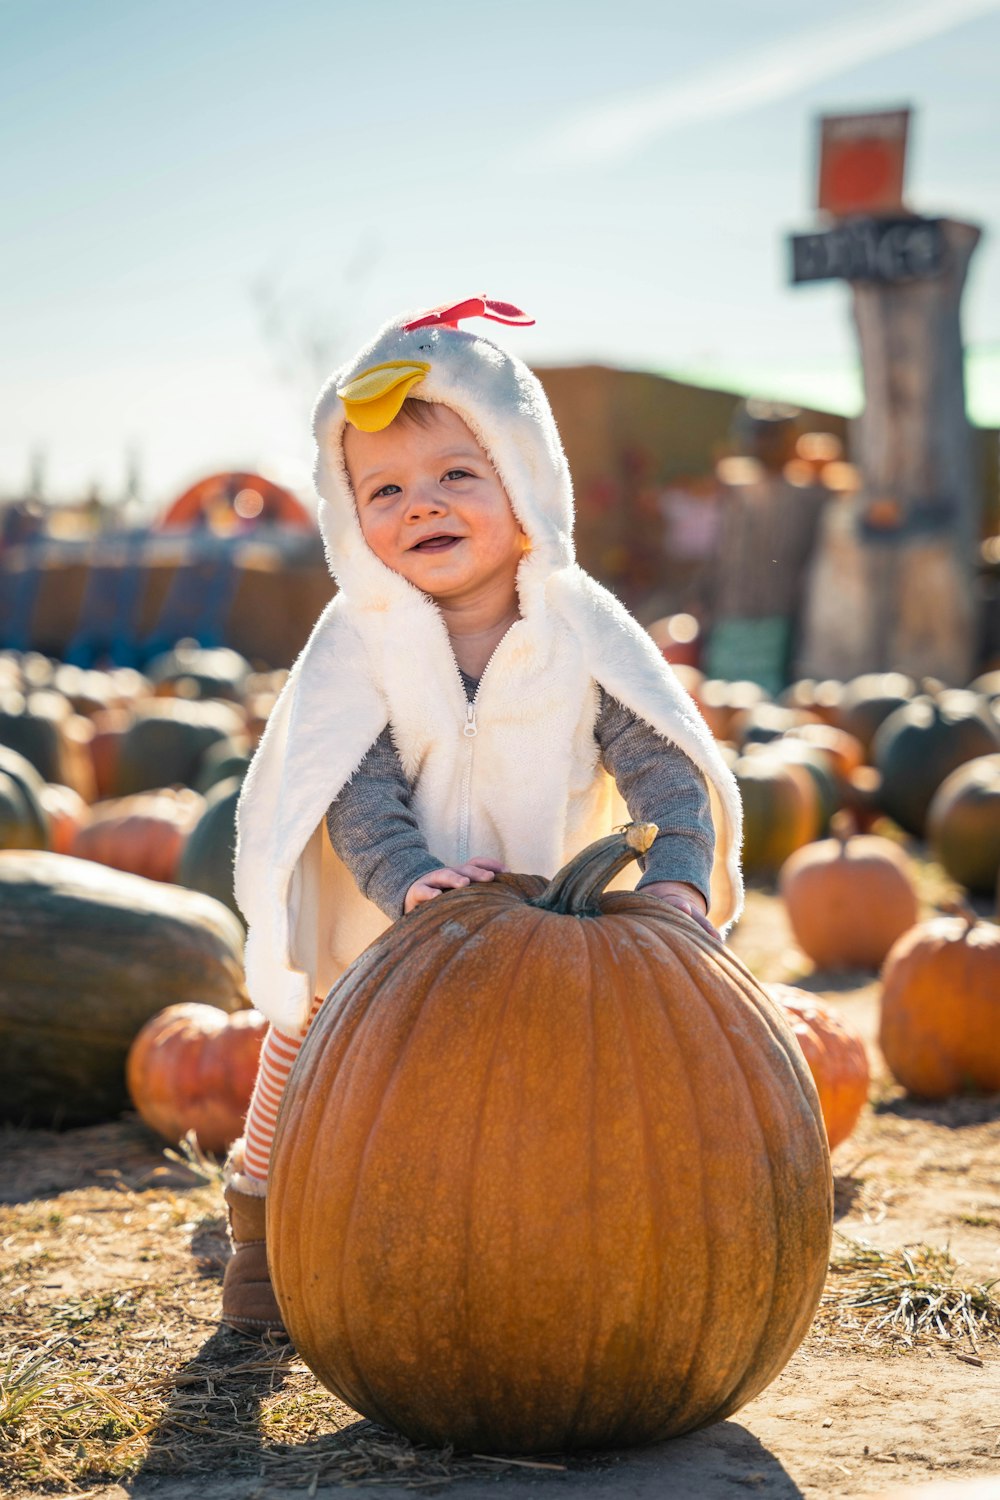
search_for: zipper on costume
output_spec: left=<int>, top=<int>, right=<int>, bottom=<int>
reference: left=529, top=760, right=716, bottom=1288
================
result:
left=455, top=627, right=512, bottom=864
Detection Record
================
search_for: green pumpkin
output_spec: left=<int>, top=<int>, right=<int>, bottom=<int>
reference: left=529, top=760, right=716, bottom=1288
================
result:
left=927, top=753, right=1000, bottom=893
left=0, top=745, right=50, bottom=849
left=176, top=775, right=242, bottom=917
left=834, top=672, right=914, bottom=755
left=873, top=689, right=1000, bottom=838
left=112, top=699, right=244, bottom=796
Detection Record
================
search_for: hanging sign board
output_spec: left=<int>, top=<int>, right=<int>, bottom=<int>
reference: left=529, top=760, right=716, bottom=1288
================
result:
left=789, top=216, right=944, bottom=285
left=817, top=108, right=910, bottom=217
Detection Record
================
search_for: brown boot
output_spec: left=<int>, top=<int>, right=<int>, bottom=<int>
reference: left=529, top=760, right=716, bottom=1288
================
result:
left=221, top=1173, right=287, bottom=1340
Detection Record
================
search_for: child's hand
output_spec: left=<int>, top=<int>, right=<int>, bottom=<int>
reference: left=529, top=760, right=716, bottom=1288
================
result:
left=641, top=880, right=720, bottom=940
left=404, top=858, right=506, bottom=914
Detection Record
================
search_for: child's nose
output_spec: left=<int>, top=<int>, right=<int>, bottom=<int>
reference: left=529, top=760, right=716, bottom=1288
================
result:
left=404, top=481, right=448, bottom=519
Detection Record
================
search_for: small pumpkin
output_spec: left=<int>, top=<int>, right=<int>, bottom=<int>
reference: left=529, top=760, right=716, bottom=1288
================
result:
left=0, top=745, right=50, bottom=850
left=878, top=906, right=1000, bottom=1099
left=766, top=984, right=870, bottom=1150
left=126, top=1002, right=266, bottom=1154
left=145, top=643, right=252, bottom=703
left=111, top=699, right=245, bottom=797
left=269, top=826, right=832, bottom=1453
left=779, top=677, right=844, bottom=727
left=695, top=679, right=768, bottom=741
left=193, top=738, right=251, bottom=795
left=176, top=776, right=242, bottom=916
left=735, top=752, right=821, bottom=877
left=787, top=723, right=865, bottom=781
left=0, top=688, right=94, bottom=796
left=834, top=672, right=914, bottom=755
left=778, top=816, right=919, bottom=971
left=872, top=686, right=1000, bottom=837
left=71, top=788, right=205, bottom=883
left=0, top=772, right=46, bottom=851
left=37, top=783, right=91, bottom=855
left=730, top=702, right=817, bottom=748
left=926, top=754, right=1000, bottom=895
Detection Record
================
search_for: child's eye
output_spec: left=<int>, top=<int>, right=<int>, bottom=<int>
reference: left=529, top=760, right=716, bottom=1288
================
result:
left=371, top=483, right=401, bottom=501
left=443, top=468, right=472, bottom=482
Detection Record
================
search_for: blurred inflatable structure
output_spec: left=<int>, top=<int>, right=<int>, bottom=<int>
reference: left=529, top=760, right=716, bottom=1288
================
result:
left=0, top=472, right=332, bottom=670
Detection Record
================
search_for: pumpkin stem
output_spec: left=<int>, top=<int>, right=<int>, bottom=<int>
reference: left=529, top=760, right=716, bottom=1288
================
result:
left=830, top=809, right=855, bottom=848
left=532, top=823, right=659, bottom=917
left=939, top=897, right=979, bottom=931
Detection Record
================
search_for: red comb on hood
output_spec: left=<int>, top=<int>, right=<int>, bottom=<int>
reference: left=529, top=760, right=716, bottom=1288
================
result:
left=401, top=297, right=535, bottom=332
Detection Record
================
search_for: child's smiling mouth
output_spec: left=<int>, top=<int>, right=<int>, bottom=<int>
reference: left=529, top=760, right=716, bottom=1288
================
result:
left=410, top=534, right=462, bottom=552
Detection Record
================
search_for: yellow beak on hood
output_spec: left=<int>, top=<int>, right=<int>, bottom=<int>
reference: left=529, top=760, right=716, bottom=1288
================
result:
left=337, top=360, right=431, bottom=432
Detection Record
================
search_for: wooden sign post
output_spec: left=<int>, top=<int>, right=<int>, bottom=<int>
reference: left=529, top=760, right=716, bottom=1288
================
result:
left=790, top=110, right=982, bottom=685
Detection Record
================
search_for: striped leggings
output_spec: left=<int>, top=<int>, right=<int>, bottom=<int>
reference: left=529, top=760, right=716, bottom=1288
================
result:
left=242, top=994, right=324, bottom=1183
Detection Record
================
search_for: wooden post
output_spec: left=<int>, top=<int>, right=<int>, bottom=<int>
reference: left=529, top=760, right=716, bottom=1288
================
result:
left=797, top=218, right=982, bottom=685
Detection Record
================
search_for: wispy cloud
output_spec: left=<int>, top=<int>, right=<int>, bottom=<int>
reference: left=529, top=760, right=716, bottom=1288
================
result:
left=530, top=0, right=1000, bottom=167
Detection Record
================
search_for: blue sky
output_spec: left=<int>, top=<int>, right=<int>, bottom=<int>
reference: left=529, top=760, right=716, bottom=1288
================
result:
left=3, top=0, right=999, bottom=508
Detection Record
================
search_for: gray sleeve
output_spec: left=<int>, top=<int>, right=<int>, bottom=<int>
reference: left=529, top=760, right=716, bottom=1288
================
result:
left=595, top=688, right=715, bottom=907
left=325, top=728, right=444, bottom=920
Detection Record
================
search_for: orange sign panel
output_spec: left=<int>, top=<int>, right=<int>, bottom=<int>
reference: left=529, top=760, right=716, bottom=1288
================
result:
left=817, top=108, right=910, bottom=217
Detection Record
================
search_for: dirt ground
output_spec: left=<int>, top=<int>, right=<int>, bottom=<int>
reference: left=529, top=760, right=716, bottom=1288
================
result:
left=2, top=880, right=999, bottom=1500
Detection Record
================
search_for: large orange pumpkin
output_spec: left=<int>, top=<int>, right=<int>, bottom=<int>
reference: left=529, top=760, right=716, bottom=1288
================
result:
left=766, top=984, right=870, bottom=1150
left=878, top=909, right=1000, bottom=1099
left=778, top=820, right=919, bottom=971
left=126, top=1002, right=266, bottom=1154
left=268, top=827, right=832, bottom=1453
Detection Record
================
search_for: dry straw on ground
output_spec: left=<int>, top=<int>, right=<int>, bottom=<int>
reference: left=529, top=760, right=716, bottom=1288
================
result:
left=817, top=1233, right=1000, bottom=1356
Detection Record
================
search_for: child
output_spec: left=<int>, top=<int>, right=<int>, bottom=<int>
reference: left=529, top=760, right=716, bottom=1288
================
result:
left=223, top=297, right=744, bottom=1336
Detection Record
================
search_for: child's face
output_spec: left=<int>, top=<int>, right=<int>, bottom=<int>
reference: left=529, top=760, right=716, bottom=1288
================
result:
left=343, top=404, right=527, bottom=613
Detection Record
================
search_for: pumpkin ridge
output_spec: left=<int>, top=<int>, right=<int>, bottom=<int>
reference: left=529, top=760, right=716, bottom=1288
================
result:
left=653, top=932, right=780, bottom=1430
left=593, top=921, right=677, bottom=1445
left=693, top=959, right=830, bottom=1416
left=461, top=903, right=551, bottom=1437
left=594, top=918, right=715, bottom=1438
left=341, top=896, right=533, bottom=1436
left=277, top=924, right=447, bottom=1418
left=685, top=938, right=831, bottom=1419
left=334, top=920, right=498, bottom=1426
left=554, top=914, right=602, bottom=1448
left=292, top=995, right=389, bottom=1420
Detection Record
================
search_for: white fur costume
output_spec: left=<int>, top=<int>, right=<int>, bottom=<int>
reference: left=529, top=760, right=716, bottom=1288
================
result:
left=234, top=308, right=744, bottom=1033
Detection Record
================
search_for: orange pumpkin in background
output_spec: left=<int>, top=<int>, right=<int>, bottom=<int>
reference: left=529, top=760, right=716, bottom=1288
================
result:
left=735, top=753, right=821, bottom=877
left=126, top=1002, right=266, bottom=1155
left=268, top=826, right=832, bottom=1453
left=778, top=816, right=919, bottom=971
left=37, top=783, right=91, bottom=855
left=787, top=722, right=866, bottom=781
left=767, top=984, right=870, bottom=1149
left=70, top=788, right=204, bottom=883
left=879, top=908, right=1000, bottom=1099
